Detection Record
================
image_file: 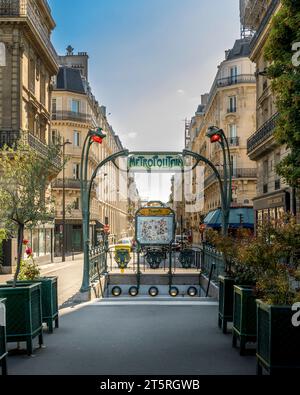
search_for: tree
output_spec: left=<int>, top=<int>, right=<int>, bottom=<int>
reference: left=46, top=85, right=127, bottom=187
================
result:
left=0, top=141, right=62, bottom=286
left=264, top=0, right=300, bottom=187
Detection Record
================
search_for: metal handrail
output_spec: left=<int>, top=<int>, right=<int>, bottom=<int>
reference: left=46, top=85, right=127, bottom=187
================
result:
left=52, top=111, right=92, bottom=124
left=247, top=112, right=279, bottom=153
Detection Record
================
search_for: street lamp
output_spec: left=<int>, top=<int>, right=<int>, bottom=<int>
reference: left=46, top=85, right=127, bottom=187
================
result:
left=80, top=128, right=107, bottom=292
left=59, top=138, right=72, bottom=262
left=206, top=126, right=232, bottom=236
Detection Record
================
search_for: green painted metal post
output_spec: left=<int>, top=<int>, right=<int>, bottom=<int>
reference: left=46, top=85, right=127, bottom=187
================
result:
left=80, top=147, right=129, bottom=294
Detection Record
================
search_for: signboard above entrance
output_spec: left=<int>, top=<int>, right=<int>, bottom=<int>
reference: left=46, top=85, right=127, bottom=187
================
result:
left=135, top=202, right=176, bottom=246
left=128, top=153, right=184, bottom=172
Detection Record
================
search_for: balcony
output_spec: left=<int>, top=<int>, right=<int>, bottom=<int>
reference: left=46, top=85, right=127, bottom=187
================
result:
left=52, top=111, right=92, bottom=124
left=228, top=137, right=240, bottom=147
left=216, top=74, right=256, bottom=89
left=206, top=74, right=256, bottom=112
left=0, top=0, right=58, bottom=68
left=0, top=130, right=61, bottom=169
left=227, top=107, right=237, bottom=114
left=249, top=0, right=280, bottom=53
left=204, top=168, right=257, bottom=188
left=247, top=112, right=279, bottom=156
left=52, top=178, right=97, bottom=191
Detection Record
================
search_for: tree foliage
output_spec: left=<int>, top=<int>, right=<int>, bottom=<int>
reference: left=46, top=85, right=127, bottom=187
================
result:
left=264, top=0, right=300, bottom=187
left=0, top=141, right=62, bottom=285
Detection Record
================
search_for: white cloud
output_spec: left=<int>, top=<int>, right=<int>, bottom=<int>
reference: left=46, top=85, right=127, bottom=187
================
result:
left=177, top=89, right=185, bottom=95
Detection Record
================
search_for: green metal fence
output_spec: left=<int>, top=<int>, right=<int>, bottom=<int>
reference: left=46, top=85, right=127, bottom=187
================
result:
left=89, top=246, right=107, bottom=283
left=198, top=244, right=225, bottom=282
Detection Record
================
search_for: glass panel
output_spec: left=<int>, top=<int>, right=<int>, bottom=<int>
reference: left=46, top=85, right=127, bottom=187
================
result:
left=32, top=229, right=39, bottom=258
left=257, top=210, right=263, bottom=226
left=269, top=208, right=276, bottom=226
left=39, top=228, right=45, bottom=257
left=45, top=229, right=51, bottom=255
left=71, top=99, right=80, bottom=113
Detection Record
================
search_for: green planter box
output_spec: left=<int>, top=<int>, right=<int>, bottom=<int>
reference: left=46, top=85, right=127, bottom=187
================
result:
left=0, top=283, right=43, bottom=355
left=256, top=300, right=300, bottom=375
left=232, top=285, right=257, bottom=355
left=7, top=277, right=59, bottom=333
left=218, top=275, right=235, bottom=333
left=0, top=298, right=7, bottom=375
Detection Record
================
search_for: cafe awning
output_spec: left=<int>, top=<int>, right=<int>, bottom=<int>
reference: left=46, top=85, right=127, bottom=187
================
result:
left=204, top=207, right=254, bottom=229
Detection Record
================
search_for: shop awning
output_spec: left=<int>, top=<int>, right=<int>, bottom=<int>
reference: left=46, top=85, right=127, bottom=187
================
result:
left=203, top=208, right=254, bottom=229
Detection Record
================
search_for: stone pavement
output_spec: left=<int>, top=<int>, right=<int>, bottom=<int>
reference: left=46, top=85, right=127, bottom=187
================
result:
left=6, top=300, right=256, bottom=375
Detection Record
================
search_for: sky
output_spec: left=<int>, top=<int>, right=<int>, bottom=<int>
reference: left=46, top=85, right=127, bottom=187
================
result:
left=48, top=0, right=241, bottom=201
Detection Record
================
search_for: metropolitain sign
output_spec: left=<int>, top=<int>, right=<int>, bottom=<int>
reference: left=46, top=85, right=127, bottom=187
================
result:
left=128, top=153, right=184, bottom=172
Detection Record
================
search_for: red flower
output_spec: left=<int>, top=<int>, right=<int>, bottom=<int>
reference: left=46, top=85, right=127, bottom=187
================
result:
left=91, top=135, right=103, bottom=144
left=25, top=247, right=33, bottom=256
left=23, top=239, right=29, bottom=245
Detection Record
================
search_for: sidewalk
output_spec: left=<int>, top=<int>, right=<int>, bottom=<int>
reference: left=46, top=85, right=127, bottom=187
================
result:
left=0, top=254, right=84, bottom=307
left=6, top=300, right=256, bottom=375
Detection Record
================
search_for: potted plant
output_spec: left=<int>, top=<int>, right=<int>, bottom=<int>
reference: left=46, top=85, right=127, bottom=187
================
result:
left=252, top=219, right=300, bottom=375
left=232, top=239, right=261, bottom=355
left=7, top=246, right=59, bottom=333
left=0, top=282, right=43, bottom=356
left=0, top=298, right=7, bottom=375
left=0, top=142, right=62, bottom=354
left=206, top=229, right=240, bottom=334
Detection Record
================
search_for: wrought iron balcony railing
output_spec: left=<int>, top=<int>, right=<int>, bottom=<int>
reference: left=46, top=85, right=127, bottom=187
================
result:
left=227, top=107, right=237, bottom=114
left=228, top=136, right=240, bottom=147
left=205, top=74, right=256, bottom=113
left=52, top=111, right=92, bottom=124
left=204, top=167, right=257, bottom=188
left=0, top=130, right=61, bottom=168
left=51, top=178, right=97, bottom=191
left=0, top=0, right=57, bottom=65
left=247, top=112, right=279, bottom=154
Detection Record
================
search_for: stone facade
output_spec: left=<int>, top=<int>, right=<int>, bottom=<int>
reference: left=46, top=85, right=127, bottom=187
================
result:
left=0, top=0, right=59, bottom=267
left=185, top=38, right=257, bottom=243
left=244, top=0, right=296, bottom=226
left=51, top=50, right=129, bottom=255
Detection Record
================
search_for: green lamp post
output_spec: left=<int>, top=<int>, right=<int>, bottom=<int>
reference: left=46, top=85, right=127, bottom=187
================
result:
left=80, top=128, right=107, bottom=293
left=206, top=126, right=233, bottom=236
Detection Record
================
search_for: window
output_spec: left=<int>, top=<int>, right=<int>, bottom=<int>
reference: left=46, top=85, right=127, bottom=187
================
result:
left=73, top=130, right=80, bottom=147
left=0, top=42, right=6, bottom=66
left=72, top=163, right=80, bottom=180
left=71, top=99, right=80, bottom=113
left=74, top=197, right=80, bottom=210
left=40, top=73, right=46, bottom=105
left=51, top=130, right=61, bottom=144
left=29, top=57, right=35, bottom=93
left=52, top=98, right=56, bottom=113
left=229, top=124, right=237, bottom=138
left=231, top=155, right=237, bottom=177
left=230, top=66, right=238, bottom=83
left=228, top=96, right=237, bottom=112
left=229, top=124, right=238, bottom=146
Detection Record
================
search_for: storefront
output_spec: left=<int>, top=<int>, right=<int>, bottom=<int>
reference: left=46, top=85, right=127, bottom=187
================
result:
left=54, top=220, right=82, bottom=256
left=23, top=223, right=55, bottom=264
left=253, top=189, right=291, bottom=228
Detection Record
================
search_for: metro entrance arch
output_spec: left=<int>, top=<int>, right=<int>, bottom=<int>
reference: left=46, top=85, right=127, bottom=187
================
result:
left=79, top=128, right=232, bottom=294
